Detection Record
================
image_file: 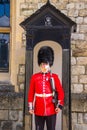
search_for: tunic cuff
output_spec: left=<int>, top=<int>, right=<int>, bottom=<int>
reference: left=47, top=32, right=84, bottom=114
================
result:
left=28, top=102, right=33, bottom=111
left=57, top=100, right=63, bottom=109
left=58, top=105, right=63, bottom=110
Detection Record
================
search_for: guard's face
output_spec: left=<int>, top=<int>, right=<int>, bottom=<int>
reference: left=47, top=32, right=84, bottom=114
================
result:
left=40, top=63, right=50, bottom=73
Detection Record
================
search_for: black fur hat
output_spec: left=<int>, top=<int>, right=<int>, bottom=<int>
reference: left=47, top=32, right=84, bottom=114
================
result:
left=38, top=46, right=54, bottom=67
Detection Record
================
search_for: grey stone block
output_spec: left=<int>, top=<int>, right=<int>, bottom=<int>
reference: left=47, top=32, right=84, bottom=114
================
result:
left=74, top=124, right=87, bottom=130
left=8, top=92, right=24, bottom=110
left=83, top=113, right=87, bottom=124
left=16, top=124, right=24, bottom=130
left=0, top=110, right=8, bottom=120
left=9, top=111, right=18, bottom=121
left=1, top=121, right=12, bottom=130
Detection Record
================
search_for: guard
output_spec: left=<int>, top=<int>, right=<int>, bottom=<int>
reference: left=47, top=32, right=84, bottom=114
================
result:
left=28, top=46, right=64, bottom=130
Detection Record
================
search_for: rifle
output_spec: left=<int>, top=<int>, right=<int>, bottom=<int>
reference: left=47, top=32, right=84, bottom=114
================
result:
left=50, top=71, right=58, bottom=108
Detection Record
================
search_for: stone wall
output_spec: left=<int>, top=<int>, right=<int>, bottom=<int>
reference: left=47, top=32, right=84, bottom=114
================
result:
left=0, top=0, right=86, bottom=129
left=19, top=0, right=87, bottom=130
left=70, top=0, right=87, bottom=129
left=0, top=85, right=24, bottom=130
left=17, top=64, right=25, bottom=92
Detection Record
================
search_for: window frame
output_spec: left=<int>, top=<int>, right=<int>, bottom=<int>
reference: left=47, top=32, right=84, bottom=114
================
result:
left=0, top=0, right=10, bottom=72
left=0, top=27, right=10, bottom=33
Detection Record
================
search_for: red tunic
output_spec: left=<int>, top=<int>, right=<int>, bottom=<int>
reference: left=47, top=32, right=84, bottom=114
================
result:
left=28, top=72, right=64, bottom=116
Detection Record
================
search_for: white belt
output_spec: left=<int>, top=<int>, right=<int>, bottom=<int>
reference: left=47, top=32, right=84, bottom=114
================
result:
left=35, top=93, right=53, bottom=97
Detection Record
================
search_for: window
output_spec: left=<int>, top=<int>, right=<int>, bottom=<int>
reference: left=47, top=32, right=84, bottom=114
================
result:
left=0, top=0, right=10, bottom=72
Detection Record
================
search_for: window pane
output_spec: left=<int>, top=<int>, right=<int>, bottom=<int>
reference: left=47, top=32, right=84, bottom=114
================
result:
left=0, top=0, right=10, bottom=27
left=0, top=33, right=9, bottom=71
left=0, top=0, right=10, bottom=2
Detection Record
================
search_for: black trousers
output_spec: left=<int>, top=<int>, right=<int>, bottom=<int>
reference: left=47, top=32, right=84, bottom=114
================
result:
left=35, top=114, right=56, bottom=130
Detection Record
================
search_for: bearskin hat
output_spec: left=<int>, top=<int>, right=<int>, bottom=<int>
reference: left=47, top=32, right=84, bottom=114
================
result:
left=38, top=46, right=54, bottom=67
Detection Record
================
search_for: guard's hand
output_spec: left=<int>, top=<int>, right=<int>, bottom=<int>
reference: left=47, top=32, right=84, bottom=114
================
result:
left=55, top=108, right=61, bottom=113
left=29, top=110, right=34, bottom=114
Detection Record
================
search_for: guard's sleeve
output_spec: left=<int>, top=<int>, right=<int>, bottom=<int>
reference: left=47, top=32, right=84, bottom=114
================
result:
left=54, top=74, right=64, bottom=109
left=28, top=75, right=35, bottom=110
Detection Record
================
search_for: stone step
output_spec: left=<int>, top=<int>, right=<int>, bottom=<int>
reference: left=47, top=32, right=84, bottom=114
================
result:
left=0, top=83, right=15, bottom=92
left=0, top=91, right=24, bottom=98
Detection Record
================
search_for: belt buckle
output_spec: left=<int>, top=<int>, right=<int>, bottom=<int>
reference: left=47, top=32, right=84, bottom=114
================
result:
left=43, top=93, right=46, bottom=97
